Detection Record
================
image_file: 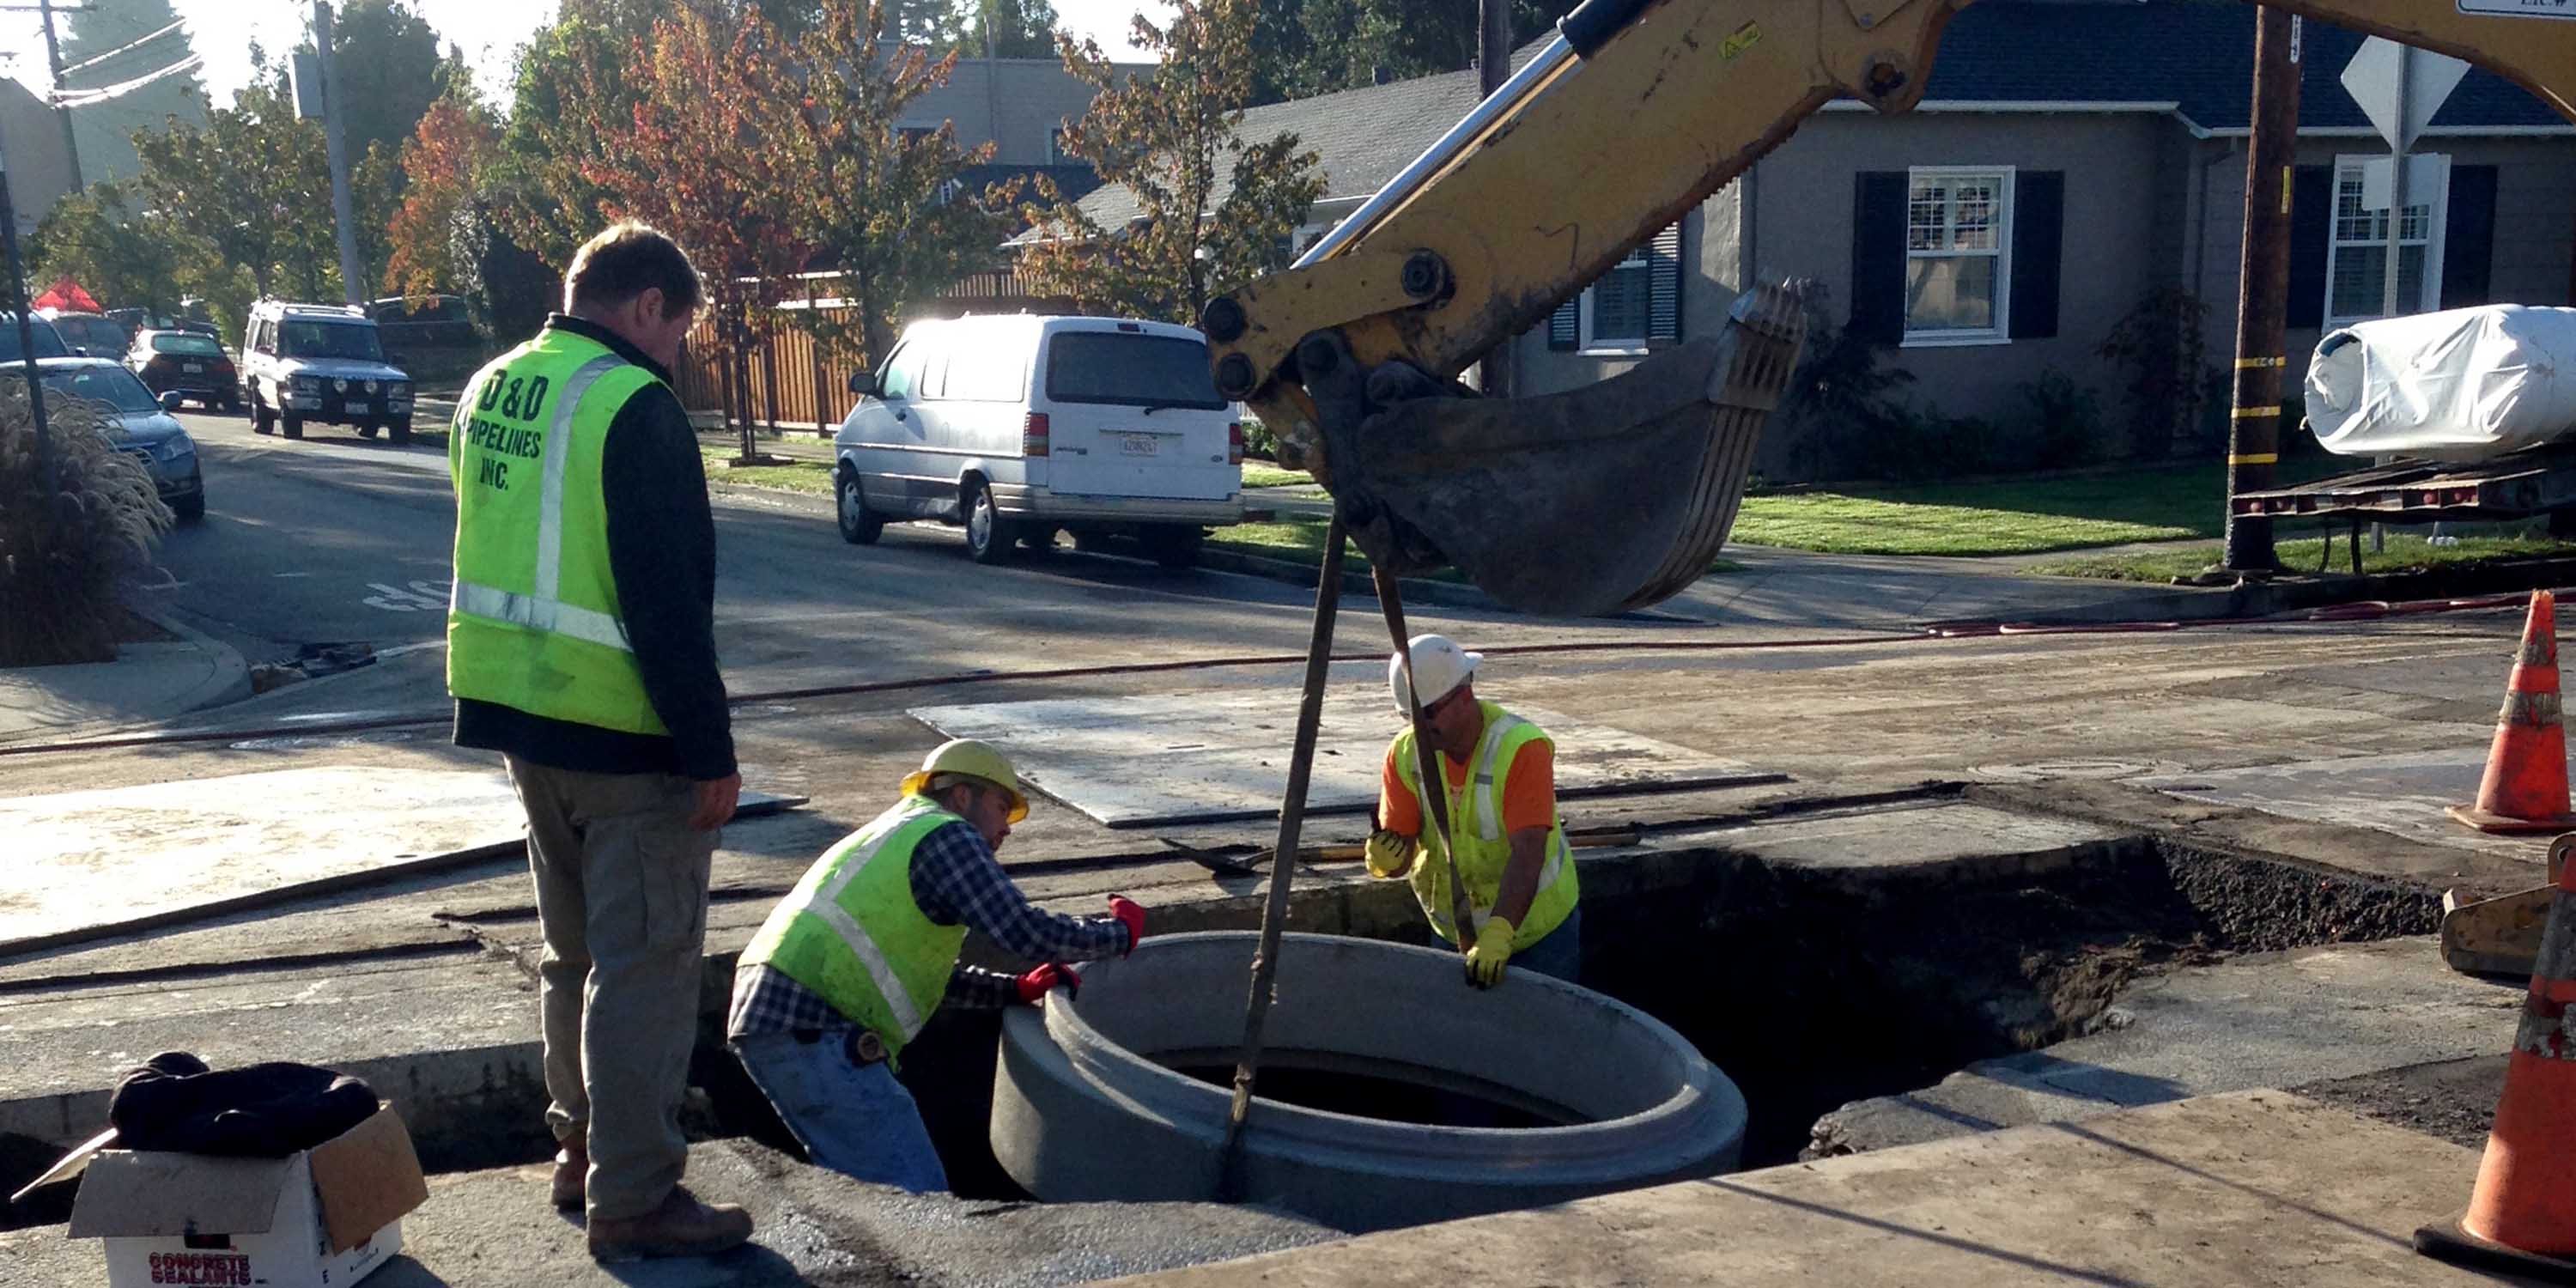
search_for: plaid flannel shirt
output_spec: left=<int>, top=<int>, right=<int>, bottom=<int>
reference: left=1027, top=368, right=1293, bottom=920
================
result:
left=728, top=817, right=1131, bottom=1038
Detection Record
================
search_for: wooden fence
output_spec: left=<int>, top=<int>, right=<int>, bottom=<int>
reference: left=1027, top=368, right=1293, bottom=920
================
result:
left=677, top=266, right=1074, bottom=433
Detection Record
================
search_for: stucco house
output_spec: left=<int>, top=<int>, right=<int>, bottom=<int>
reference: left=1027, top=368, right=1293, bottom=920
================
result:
left=1049, top=1, right=2576, bottom=481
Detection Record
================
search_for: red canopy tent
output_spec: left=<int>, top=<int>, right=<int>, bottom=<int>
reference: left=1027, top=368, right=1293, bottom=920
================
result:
left=30, top=278, right=101, bottom=313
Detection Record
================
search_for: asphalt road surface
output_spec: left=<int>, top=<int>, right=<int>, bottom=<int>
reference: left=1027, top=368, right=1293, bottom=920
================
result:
left=142, top=409, right=1587, bottom=709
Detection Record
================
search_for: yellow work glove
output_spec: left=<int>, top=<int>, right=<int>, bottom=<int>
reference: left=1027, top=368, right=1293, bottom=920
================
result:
left=1466, top=917, right=1516, bottom=989
left=1364, top=829, right=1418, bottom=878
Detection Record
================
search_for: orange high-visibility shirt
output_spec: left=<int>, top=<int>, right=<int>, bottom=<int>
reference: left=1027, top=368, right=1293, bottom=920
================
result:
left=1377, top=738, right=1556, bottom=838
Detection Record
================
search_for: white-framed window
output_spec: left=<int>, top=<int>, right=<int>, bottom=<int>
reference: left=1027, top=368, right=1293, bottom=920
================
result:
left=2324, top=154, right=2449, bottom=326
left=1902, top=166, right=2014, bottom=345
left=1578, top=244, right=1654, bottom=355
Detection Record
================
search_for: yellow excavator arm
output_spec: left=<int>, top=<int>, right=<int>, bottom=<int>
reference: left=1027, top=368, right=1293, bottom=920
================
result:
left=1200, top=0, right=2576, bottom=617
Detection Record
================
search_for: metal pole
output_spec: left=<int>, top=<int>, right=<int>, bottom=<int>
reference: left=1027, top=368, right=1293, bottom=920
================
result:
left=2368, top=41, right=2412, bottom=556
left=313, top=2, right=364, bottom=306
left=1373, top=566, right=1480, bottom=945
left=38, top=0, right=81, bottom=191
left=1472, top=0, right=1515, bottom=400
left=2381, top=48, right=2411, bottom=321
left=0, top=146, right=57, bottom=496
left=2219, top=8, right=2300, bottom=575
left=1218, top=515, right=1346, bottom=1202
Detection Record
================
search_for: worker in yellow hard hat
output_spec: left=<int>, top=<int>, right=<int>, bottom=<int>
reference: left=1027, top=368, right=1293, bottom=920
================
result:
left=1364, top=635, right=1583, bottom=989
left=726, top=738, right=1144, bottom=1191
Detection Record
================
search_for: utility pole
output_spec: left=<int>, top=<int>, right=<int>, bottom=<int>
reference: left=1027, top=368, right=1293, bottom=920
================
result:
left=0, top=141, right=59, bottom=497
left=1473, top=0, right=1514, bottom=398
left=37, top=0, right=82, bottom=191
left=2217, top=10, right=2300, bottom=576
left=313, top=1, right=364, bottom=307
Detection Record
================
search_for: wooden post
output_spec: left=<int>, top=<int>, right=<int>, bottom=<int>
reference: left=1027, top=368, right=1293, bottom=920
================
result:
left=807, top=277, right=829, bottom=436
left=2219, top=9, right=2300, bottom=575
left=1471, top=0, right=1515, bottom=400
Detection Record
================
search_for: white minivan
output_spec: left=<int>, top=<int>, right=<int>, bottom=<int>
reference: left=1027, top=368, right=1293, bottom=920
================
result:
left=832, top=314, right=1245, bottom=567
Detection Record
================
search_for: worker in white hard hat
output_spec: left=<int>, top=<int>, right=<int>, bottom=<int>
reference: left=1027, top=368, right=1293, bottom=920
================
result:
left=726, top=738, right=1145, bottom=1192
left=1364, top=635, right=1583, bottom=988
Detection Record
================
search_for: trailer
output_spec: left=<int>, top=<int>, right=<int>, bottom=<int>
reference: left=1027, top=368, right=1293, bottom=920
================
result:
left=2231, top=444, right=2576, bottom=572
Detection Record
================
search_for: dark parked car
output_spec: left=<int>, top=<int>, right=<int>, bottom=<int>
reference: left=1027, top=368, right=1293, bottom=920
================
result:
left=0, top=313, right=71, bottom=362
left=129, top=330, right=240, bottom=410
left=44, top=310, right=131, bottom=358
left=129, top=329, right=240, bottom=411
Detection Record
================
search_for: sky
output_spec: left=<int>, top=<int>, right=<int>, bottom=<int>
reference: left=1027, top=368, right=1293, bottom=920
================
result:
left=0, top=0, right=1157, bottom=109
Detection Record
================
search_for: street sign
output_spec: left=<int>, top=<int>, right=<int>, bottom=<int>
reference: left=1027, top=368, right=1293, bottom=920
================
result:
left=2356, top=154, right=2450, bottom=212
left=2340, top=37, right=2470, bottom=151
left=289, top=52, right=325, bottom=119
left=2458, top=0, right=2576, bottom=16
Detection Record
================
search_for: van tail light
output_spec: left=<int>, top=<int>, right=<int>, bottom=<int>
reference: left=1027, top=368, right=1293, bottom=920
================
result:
left=1228, top=422, right=1245, bottom=466
left=1023, top=411, right=1050, bottom=458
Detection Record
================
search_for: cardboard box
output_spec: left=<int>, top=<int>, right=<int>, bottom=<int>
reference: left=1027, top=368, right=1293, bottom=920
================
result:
left=66, top=1103, right=429, bottom=1288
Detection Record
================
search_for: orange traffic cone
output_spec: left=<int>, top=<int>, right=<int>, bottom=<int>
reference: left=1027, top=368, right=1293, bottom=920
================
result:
left=2415, top=850, right=2576, bottom=1279
left=2449, top=591, right=2576, bottom=834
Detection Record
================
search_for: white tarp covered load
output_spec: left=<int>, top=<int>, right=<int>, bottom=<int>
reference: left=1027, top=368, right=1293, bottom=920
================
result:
left=2305, top=305, right=2576, bottom=461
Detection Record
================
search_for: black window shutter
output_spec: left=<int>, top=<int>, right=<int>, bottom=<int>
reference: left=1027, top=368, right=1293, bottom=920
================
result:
left=2008, top=171, right=2063, bottom=339
left=1548, top=296, right=1577, bottom=350
left=2441, top=165, right=2499, bottom=309
left=1648, top=221, right=1684, bottom=343
left=1850, top=171, right=1908, bottom=343
left=2285, top=165, right=2333, bottom=330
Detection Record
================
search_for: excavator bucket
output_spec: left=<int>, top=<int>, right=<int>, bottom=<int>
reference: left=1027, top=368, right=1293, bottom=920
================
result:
left=1337, top=283, right=1806, bottom=617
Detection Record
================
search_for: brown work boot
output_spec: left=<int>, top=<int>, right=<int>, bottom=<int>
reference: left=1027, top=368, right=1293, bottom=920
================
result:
left=586, top=1186, right=754, bottom=1262
left=550, top=1137, right=586, bottom=1212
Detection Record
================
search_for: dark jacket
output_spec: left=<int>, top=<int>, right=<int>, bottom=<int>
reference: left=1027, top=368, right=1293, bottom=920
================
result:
left=453, top=314, right=735, bottom=781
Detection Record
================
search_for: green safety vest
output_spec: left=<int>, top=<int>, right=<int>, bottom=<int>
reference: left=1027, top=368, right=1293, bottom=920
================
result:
left=446, top=329, right=667, bottom=735
left=736, top=794, right=972, bottom=1059
left=1389, top=700, right=1580, bottom=950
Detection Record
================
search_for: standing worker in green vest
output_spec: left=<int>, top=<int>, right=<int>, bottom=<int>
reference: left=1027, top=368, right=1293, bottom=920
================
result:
left=1364, top=635, right=1583, bottom=987
left=447, top=222, right=750, bottom=1263
left=727, top=739, right=1145, bottom=1193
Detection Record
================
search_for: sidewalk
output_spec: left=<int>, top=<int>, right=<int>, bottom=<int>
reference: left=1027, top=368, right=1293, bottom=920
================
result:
left=0, top=604, right=247, bottom=745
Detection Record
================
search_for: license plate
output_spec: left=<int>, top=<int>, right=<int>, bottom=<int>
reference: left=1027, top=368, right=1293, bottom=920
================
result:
left=1118, top=433, right=1161, bottom=458
left=181, top=363, right=202, bottom=373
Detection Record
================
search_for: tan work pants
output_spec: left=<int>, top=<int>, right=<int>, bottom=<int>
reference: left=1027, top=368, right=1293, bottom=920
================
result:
left=506, top=757, right=715, bottom=1221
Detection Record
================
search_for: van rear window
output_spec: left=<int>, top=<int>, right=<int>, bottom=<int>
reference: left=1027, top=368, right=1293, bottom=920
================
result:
left=1044, top=332, right=1225, bottom=410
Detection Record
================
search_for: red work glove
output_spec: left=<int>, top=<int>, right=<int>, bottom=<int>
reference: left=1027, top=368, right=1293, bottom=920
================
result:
left=1108, top=895, right=1146, bottom=956
left=1015, top=963, right=1079, bottom=1005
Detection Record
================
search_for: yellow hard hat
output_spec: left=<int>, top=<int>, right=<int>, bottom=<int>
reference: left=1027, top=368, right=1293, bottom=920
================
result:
left=900, top=738, right=1029, bottom=823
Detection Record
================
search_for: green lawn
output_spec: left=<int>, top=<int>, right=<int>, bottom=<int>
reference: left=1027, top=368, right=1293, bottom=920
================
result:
left=1242, top=464, right=1314, bottom=489
left=1731, top=457, right=2348, bottom=557
left=699, top=448, right=834, bottom=495
left=2026, top=532, right=2576, bottom=582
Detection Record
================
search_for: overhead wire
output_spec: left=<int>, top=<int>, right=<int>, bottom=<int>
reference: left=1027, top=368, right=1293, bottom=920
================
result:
left=53, top=15, right=185, bottom=78
left=48, top=52, right=203, bottom=106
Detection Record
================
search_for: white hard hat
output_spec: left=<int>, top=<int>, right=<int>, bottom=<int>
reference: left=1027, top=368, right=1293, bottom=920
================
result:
left=1388, top=634, right=1480, bottom=715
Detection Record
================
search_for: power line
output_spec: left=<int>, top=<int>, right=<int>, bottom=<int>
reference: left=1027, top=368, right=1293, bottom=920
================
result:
left=55, top=14, right=179, bottom=76
left=49, top=50, right=199, bottom=106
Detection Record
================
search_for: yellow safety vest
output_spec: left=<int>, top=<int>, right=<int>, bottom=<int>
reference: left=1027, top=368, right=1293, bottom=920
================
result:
left=736, top=794, right=972, bottom=1060
left=446, top=329, right=666, bottom=734
left=1389, top=700, right=1580, bottom=949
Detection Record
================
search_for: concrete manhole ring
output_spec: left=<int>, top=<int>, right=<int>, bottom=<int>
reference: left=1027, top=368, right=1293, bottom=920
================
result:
left=991, top=931, right=1745, bottom=1232
left=1971, top=757, right=2184, bottom=782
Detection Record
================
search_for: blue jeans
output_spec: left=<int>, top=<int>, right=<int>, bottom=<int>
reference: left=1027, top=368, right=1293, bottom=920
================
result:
left=1510, top=904, right=1583, bottom=984
left=731, top=1030, right=949, bottom=1194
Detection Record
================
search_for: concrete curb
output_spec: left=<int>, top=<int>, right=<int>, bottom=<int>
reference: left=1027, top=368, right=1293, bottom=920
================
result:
left=1195, top=546, right=1496, bottom=611
left=1998, top=556, right=2576, bottom=627
left=124, top=598, right=251, bottom=714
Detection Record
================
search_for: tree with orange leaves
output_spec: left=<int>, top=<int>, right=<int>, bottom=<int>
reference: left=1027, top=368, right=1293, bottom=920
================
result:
left=384, top=97, right=501, bottom=307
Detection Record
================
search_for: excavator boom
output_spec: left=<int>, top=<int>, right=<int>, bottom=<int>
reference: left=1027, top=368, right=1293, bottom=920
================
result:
left=1203, top=0, right=2576, bottom=617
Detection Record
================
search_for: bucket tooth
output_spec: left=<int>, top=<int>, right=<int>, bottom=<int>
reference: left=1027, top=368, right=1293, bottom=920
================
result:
left=1335, top=283, right=1807, bottom=617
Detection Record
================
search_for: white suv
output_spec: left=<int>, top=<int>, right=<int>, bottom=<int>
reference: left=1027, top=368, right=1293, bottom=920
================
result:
left=240, top=300, right=416, bottom=443
left=832, top=315, right=1244, bottom=566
